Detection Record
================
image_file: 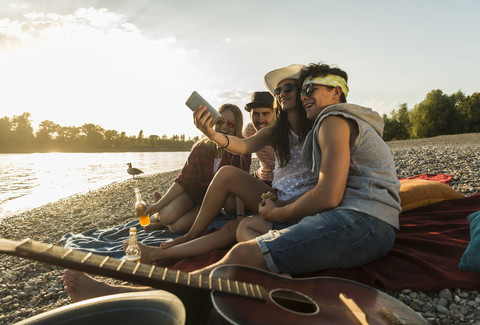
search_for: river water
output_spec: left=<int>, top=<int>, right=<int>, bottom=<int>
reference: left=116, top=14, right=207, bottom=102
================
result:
left=0, top=152, right=190, bottom=219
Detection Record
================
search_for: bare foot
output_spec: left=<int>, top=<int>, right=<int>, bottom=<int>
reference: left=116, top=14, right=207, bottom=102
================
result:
left=143, top=215, right=166, bottom=232
left=122, top=241, right=168, bottom=264
left=160, top=234, right=190, bottom=249
left=63, top=269, right=128, bottom=302
left=153, top=191, right=162, bottom=202
left=122, top=240, right=163, bottom=264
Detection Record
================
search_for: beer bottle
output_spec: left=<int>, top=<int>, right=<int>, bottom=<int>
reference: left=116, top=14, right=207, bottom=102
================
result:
left=134, top=187, right=150, bottom=226
left=125, top=227, right=141, bottom=262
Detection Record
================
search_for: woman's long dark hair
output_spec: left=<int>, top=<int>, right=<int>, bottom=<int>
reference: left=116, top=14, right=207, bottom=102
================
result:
left=271, top=82, right=313, bottom=167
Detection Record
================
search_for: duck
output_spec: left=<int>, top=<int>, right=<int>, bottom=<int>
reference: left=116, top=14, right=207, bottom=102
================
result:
left=127, top=163, right=144, bottom=178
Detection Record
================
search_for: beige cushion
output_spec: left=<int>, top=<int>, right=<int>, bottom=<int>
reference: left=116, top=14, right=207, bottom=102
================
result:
left=399, top=179, right=465, bottom=212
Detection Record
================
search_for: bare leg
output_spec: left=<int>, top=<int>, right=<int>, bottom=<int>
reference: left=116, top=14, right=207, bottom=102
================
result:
left=63, top=269, right=152, bottom=302
left=192, top=239, right=268, bottom=276
left=166, top=205, right=200, bottom=234
left=143, top=214, right=165, bottom=232
left=222, top=193, right=237, bottom=215
left=236, top=214, right=271, bottom=242
left=144, top=192, right=194, bottom=232
left=143, top=192, right=164, bottom=232
left=162, top=166, right=270, bottom=248
left=123, top=220, right=240, bottom=264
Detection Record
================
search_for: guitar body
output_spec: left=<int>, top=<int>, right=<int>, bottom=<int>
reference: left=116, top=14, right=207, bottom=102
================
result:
left=210, top=265, right=427, bottom=325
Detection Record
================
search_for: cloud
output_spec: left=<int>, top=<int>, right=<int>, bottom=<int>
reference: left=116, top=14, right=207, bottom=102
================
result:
left=360, top=98, right=402, bottom=116
left=0, top=7, right=206, bottom=137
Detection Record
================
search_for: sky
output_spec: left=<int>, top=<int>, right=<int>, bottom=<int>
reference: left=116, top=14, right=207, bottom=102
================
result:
left=1, top=0, right=479, bottom=139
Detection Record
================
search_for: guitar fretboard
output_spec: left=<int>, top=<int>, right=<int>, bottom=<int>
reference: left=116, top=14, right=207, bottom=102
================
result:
left=11, top=238, right=267, bottom=301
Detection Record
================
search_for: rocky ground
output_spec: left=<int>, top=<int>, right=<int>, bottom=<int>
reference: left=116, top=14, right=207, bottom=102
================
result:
left=1, top=133, right=480, bottom=324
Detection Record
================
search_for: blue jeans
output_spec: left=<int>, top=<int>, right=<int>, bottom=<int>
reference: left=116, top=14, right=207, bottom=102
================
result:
left=256, top=209, right=396, bottom=275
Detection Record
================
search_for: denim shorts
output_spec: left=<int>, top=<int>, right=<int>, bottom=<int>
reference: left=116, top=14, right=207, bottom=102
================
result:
left=256, top=209, right=396, bottom=275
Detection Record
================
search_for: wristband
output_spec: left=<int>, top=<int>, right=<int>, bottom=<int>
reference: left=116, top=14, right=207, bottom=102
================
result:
left=223, top=134, right=230, bottom=149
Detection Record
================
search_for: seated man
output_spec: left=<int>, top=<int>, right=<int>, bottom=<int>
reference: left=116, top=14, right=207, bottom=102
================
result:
left=243, top=91, right=276, bottom=186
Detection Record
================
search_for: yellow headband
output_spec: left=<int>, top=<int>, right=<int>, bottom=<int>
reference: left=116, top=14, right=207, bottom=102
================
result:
left=303, top=75, right=349, bottom=98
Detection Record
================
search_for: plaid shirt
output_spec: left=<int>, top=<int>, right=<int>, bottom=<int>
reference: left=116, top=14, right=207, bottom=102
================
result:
left=175, top=141, right=251, bottom=204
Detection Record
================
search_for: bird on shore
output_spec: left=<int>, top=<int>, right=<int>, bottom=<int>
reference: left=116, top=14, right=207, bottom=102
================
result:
left=127, top=163, right=144, bottom=178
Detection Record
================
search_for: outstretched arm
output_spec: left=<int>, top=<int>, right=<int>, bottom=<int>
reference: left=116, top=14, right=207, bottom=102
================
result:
left=193, top=105, right=273, bottom=154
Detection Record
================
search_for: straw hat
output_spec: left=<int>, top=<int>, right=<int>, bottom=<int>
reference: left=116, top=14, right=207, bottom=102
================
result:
left=264, top=64, right=304, bottom=95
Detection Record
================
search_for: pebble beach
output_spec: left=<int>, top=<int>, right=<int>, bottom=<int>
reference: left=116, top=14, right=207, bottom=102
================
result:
left=1, top=133, right=480, bottom=324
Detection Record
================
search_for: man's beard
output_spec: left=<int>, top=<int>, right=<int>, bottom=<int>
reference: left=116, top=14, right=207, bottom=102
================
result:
left=254, top=122, right=268, bottom=130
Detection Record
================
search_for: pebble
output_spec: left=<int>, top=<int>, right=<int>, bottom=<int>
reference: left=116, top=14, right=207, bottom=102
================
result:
left=1, top=134, right=480, bottom=324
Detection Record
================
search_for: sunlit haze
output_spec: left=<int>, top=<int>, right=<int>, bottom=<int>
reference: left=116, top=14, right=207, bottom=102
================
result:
left=1, top=0, right=479, bottom=139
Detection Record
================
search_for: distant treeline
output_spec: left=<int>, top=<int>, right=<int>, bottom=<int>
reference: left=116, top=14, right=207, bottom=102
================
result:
left=2, top=89, right=479, bottom=152
left=383, top=89, right=480, bottom=141
left=0, top=113, right=200, bottom=153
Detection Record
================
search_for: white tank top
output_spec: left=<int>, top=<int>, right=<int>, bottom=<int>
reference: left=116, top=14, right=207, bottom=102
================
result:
left=272, top=130, right=317, bottom=201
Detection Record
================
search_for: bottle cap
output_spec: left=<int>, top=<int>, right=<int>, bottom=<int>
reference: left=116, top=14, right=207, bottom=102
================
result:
left=129, top=227, right=137, bottom=232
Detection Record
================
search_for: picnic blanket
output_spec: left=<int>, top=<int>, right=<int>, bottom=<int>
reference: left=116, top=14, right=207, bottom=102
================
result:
left=61, top=213, right=236, bottom=259
left=63, top=173, right=480, bottom=291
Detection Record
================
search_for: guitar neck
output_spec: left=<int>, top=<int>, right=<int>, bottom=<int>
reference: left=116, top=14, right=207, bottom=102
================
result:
left=1, top=238, right=267, bottom=301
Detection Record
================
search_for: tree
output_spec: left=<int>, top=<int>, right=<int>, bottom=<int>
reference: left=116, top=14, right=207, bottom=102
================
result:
left=409, top=90, right=462, bottom=138
left=104, top=129, right=119, bottom=148
left=382, top=103, right=411, bottom=141
left=11, top=113, right=35, bottom=151
left=464, top=92, right=480, bottom=132
left=81, top=123, right=105, bottom=149
left=35, top=120, right=60, bottom=148
left=0, top=116, right=12, bottom=150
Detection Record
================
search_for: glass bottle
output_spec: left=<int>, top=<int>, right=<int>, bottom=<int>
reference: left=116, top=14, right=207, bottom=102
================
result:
left=125, top=227, right=141, bottom=262
left=134, top=187, right=150, bottom=226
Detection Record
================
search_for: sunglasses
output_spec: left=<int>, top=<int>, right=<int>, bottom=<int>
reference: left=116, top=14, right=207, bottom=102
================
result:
left=273, top=83, right=295, bottom=96
left=216, top=118, right=236, bottom=129
left=301, top=83, right=317, bottom=98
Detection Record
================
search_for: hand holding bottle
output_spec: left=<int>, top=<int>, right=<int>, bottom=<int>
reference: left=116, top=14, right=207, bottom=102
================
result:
left=134, top=188, right=150, bottom=226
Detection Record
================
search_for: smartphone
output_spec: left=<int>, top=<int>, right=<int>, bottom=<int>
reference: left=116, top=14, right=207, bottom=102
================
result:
left=185, top=91, right=221, bottom=127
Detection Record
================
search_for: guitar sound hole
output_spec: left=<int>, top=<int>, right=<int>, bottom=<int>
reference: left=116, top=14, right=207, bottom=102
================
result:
left=270, top=289, right=319, bottom=315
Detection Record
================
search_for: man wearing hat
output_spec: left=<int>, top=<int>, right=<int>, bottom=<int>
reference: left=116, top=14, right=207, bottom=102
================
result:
left=243, top=91, right=276, bottom=186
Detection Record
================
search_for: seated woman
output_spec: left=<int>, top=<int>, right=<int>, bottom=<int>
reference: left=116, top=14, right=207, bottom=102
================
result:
left=143, top=103, right=250, bottom=234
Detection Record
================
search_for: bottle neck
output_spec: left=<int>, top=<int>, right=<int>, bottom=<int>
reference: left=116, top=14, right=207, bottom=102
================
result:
left=134, top=190, right=143, bottom=203
left=129, top=231, right=138, bottom=243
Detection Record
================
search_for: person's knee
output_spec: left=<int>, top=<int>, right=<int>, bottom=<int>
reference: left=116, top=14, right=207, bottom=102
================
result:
left=222, top=219, right=240, bottom=234
left=226, top=241, right=266, bottom=270
left=228, top=242, right=256, bottom=263
left=236, top=218, right=249, bottom=242
left=213, top=165, right=244, bottom=185
left=236, top=217, right=261, bottom=242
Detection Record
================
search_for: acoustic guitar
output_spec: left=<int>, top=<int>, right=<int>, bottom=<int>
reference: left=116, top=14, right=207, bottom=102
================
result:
left=0, top=238, right=427, bottom=325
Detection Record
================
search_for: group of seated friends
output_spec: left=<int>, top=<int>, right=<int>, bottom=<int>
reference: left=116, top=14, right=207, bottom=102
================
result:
left=62, top=61, right=480, bottom=306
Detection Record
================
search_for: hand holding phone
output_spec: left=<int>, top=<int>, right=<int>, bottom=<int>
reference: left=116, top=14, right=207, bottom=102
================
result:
left=185, top=91, right=221, bottom=127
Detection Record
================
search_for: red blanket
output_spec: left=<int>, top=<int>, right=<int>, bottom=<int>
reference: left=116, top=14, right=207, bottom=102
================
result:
left=399, top=173, right=453, bottom=185
left=157, top=176, right=480, bottom=291
left=305, top=194, right=480, bottom=290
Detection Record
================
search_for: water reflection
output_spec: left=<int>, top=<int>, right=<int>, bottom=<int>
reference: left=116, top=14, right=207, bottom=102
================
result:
left=0, top=152, right=189, bottom=219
